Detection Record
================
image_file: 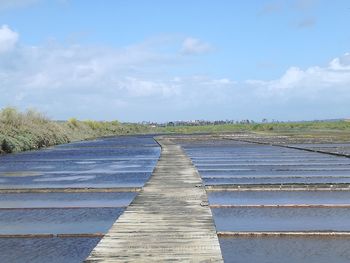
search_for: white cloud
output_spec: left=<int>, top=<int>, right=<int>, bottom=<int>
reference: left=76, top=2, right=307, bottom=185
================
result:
left=119, top=77, right=181, bottom=97
left=180, top=37, right=212, bottom=55
left=1, top=24, right=350, bottom=122
left=0, top=25, right=233, bottom=120
left=329, top=53, right=350, bottom=70
left=246, top=53, right=350, bottom=107
left=0, top=25, right=18, bottom=53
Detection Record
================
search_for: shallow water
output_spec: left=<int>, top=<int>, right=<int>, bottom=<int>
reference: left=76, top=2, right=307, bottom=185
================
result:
left=183, top=139, right=350, bottom=262
left=0, top=135, right=160, bottom=261
left=0, top=172, right=151, bottom=189
left=183, top=140, right=350, bottom=185
left=0, top=208, right=124, bottom=234
left=0, top=135, right=160, bottom=188
left=0, top=237, right=100, bottom=263
left=0, top=192, right=136, bottom=208
left=219, top=237, right=350, bottom=263
left=209, top=191, right=350, bottom=205
left=0, top=147, right=160, bottom=161
left=0, top=161, right=156, bottom=173
left=2, top=137, right=350, bottom=261
left=213, top=207, right=350, bottom=232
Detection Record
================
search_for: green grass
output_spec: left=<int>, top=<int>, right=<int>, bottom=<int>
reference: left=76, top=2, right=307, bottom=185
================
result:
left=0, top=107, right=156, bottom=154
left=1, top=107, right=350, bottom=154
left=159, top=121, right=350, bottom=144
left=160, top=121, right=350, bottom=134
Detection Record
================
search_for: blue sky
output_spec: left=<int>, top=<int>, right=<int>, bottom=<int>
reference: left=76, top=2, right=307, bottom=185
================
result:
left=0, top=0, right=350, bottom=122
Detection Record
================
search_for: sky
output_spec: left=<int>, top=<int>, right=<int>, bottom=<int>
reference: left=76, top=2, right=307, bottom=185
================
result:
left=0, top=0, right=350, bottom=122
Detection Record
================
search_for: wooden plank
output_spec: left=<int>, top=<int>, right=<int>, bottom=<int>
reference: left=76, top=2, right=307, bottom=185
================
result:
left=85, top=136, right=223, bottom=262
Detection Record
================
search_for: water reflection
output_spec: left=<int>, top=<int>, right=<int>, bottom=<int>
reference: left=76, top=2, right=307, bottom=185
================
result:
left=220, top=237, right=350, bottom=263
left=0, top=135, right=160, bottom=262
left=0, top=238, right=101, bottom=263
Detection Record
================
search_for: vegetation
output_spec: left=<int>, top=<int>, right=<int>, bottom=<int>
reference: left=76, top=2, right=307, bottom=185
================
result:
left=159, top=120, right=350, bottom=144
left=1, top=106, right=350, bottom=154
left=0, top=107, right=156, bottom=154
left=161, top=121, right=350, bottom=134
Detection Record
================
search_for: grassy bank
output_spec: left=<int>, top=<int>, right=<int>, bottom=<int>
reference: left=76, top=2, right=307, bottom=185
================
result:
left=161, top=121, right=350, bottom=134
left=160, top=121, right=350, bottom=143
left=2, top=107, right=350, bottom=154
left=0, top=108, right=156, bottom=154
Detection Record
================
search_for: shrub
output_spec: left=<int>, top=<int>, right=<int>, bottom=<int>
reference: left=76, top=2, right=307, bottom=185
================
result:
left=0, top=107, right=154, bottom=154
left=68, top=118, right=79, bottom=128
left=0, top=107, right=23, bottom=127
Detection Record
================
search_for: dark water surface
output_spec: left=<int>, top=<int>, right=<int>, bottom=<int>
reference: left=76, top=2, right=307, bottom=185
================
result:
left=0, top=207, right=124, bottom=234
left=209, top=190, right=350, bottom=205
left=2, top=137, right=350, bottom=262
left=180, top=138, right=350, bottom=262
left=0, top=237, right=101, bottom=263
left=213, top=207, right=350, bottom=231
left=220, top=237, right=350, bottom=263
left=182, top=139, right=350, bottom=186
left=0, top=135, right=160, bottom=262
left=0, top=136, right=160, bottom=188
left=0, top=135, right=160, bottom=188
left=0, top=192, right=136, bottom=208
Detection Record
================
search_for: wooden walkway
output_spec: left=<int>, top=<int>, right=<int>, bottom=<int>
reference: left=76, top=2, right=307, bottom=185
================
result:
left=85, top=137, right=223, bottom=262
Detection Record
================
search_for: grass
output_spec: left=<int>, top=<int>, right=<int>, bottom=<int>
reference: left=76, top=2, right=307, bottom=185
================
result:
left=161, top=121, right=350, bottom=134
left=0, top=107, right=156, bottom=154
left=1, top=107, right=350, bottom=154
left=160, top=121, right=350, bottom=143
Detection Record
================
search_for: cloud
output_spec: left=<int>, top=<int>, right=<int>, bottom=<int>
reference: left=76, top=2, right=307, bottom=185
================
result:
left=246, top=53, right=350, bottom=98
left=0, top=0, right=40, bottom=10
left=1, top=24, right=350, bottom=122
left=329, top=53, right=350, bottom=70
left=180, top=37, right=212, bottom=55
left=297, top=17, right=316, bottom=28
left=237, top=54, right=350, bottom=120
left=0, top=25, right=231, bottom=120
left=0, top=25, right=18, bottom=53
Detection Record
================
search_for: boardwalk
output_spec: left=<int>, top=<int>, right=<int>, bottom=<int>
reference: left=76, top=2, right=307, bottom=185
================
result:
left=85, top=137, right=223, bottom=262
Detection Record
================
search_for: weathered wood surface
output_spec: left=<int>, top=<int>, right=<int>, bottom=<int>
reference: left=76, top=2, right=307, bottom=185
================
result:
left=85, top=136, right=223, bottom=262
